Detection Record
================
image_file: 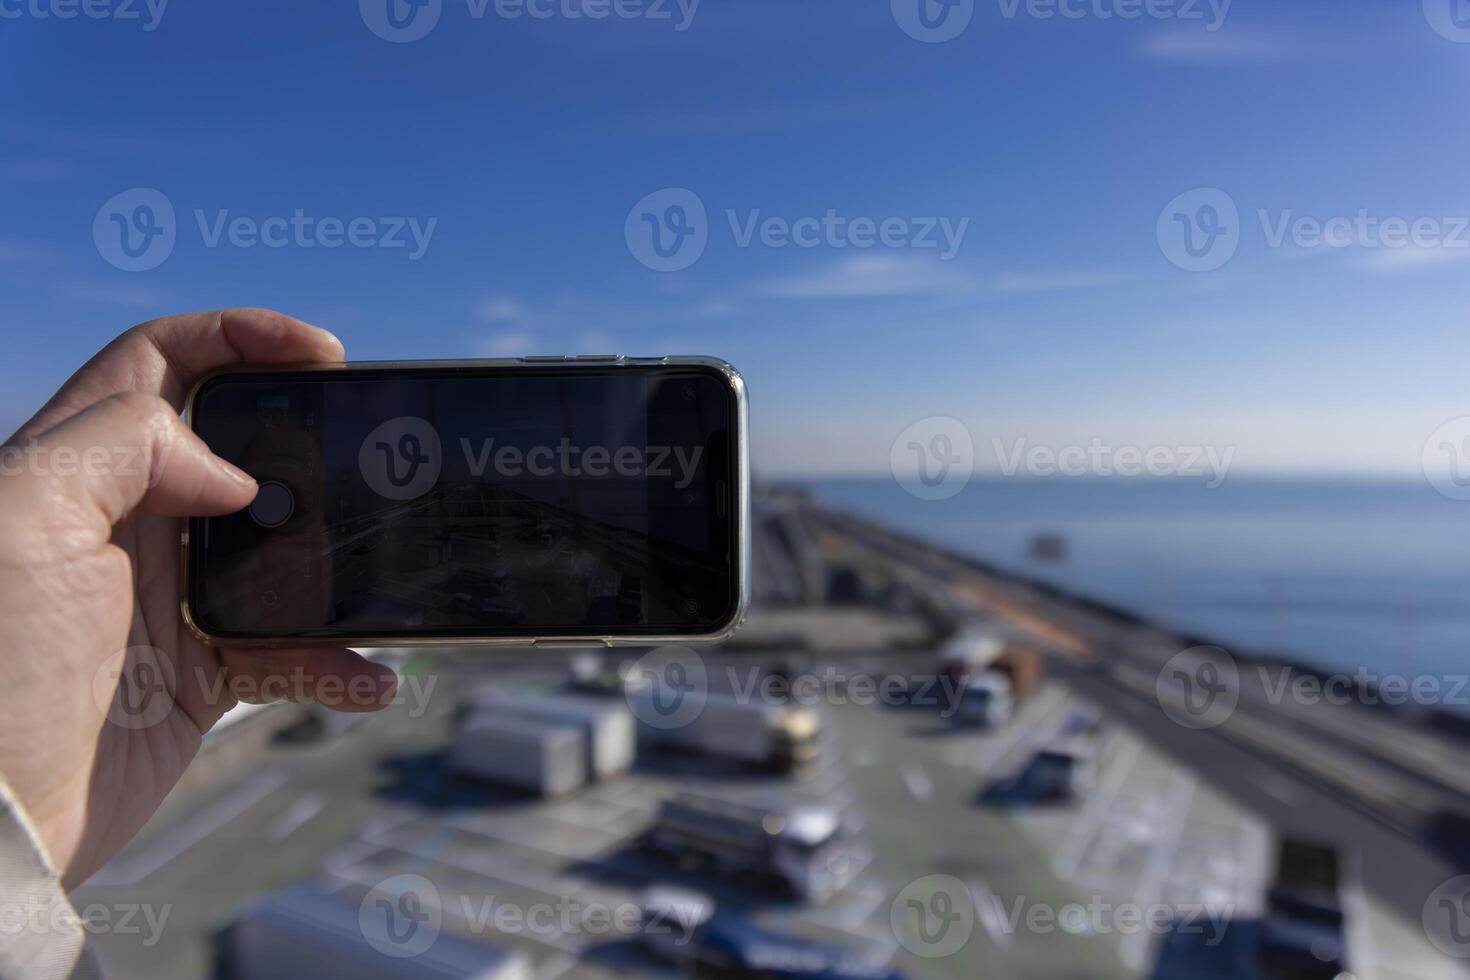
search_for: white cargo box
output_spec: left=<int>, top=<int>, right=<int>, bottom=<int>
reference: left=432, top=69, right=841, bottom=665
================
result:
left=450, top=713, right=588, bottom=797
left=463, top=690, right=635, bottom=780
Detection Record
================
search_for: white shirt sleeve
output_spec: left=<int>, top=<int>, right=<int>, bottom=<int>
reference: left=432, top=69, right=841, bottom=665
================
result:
left=0, top=777, right=101, bottom=980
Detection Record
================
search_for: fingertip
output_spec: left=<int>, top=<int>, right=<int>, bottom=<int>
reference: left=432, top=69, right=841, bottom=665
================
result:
left=219, top=308, right=346, bottom=364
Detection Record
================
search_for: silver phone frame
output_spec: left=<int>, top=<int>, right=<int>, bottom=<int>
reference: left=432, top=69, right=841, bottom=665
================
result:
left=180, top=355, right=749, bottom=649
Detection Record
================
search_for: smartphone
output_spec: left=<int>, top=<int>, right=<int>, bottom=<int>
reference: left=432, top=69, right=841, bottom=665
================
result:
left=181, top=356, right=748, bottom=647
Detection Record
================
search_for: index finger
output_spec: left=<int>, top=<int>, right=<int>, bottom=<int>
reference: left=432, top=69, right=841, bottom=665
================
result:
left=12, top=308, right=344, bottom=442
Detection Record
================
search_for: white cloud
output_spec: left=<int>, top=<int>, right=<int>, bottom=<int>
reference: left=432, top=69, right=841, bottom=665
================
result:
left=1359, top=244, right=1470, bottom=272
left=478, top=296, right=526, bottom=322
left=478, top=332, right=535, bottom=356
left=757, top=255, right=965, bottom=299
left=1140, top=29, right=1299, bottom=65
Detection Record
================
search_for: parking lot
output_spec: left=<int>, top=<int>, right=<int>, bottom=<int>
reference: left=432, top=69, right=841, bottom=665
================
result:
left=73, top=642, right=1470, bottom=980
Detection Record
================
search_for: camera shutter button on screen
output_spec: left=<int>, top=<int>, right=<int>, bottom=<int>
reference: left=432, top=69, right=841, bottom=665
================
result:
left=248, top=480, right=294, bottom=528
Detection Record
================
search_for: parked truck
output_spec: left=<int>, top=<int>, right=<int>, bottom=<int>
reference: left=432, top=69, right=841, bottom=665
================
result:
left=1258, top=839, right=1349, bottom=979
left=646, top=793, right=850, bottom=903
left=457, top=687, right=635, bottom=780
left=631, top=689, right=821, bottom=772
left=951, top=673, right=1014, bottom=728
left=219, top=882, right=531, bottom=980
left=638, top=886, right=905, bottom=979
left=939, top=626, right=1044, bottom=701
left=449, top=713, right=588, bottom=797
left=1028, top=732, right=1098, bottom=802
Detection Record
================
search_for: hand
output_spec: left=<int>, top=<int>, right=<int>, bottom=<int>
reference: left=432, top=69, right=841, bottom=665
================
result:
left=0, top=309, right=398, bottom=888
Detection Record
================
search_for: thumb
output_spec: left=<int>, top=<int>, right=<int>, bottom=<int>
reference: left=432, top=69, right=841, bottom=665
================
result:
left=2, top=391, right=257, bottom=540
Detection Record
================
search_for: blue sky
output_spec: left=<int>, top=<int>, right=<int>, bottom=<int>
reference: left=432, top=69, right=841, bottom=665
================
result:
left=2, top=0, right=1469, bottom=478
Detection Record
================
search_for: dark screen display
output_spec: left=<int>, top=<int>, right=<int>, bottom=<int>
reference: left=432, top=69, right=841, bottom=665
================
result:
left=186, top=365, right=739, bottom=640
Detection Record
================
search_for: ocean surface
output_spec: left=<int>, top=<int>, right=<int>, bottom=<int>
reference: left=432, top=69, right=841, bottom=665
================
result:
left=808, top=477, right=1470, bottom=683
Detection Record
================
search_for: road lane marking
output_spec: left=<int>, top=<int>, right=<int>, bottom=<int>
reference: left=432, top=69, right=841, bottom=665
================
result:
left=971, top=684, right=1068, bottom=776
left=968, top=878, right=1014, bottom=949
left=1120, top=770, right=1197, bottom=972
left=86, top=771, right=286, bottom=886
left=1052, top=737, right=1142, bottom=880
left=267, top=793, right=326, bottom=842
left=902, top=765, right=933, bottom=802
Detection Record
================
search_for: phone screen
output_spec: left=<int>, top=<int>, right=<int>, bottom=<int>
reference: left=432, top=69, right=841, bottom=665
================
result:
left=186, top=363, right=741, bottom=641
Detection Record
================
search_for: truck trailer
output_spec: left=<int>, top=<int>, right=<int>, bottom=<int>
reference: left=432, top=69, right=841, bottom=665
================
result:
left=220, top=882, right=531, bottom=980
left=449, top=713, right=588, bottom=797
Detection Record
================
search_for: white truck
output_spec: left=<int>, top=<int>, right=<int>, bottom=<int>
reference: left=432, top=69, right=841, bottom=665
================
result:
left=646, top=793, right=850, bottom=903
left=631, top=690, right=820, bottom=772
left=458, top=688, right=635, bottom=780
left=449, top=713, right=588, bottom=797
left=952, top=672, right=1014, bottom=728
left=220, top=882, right=531, bottom=980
